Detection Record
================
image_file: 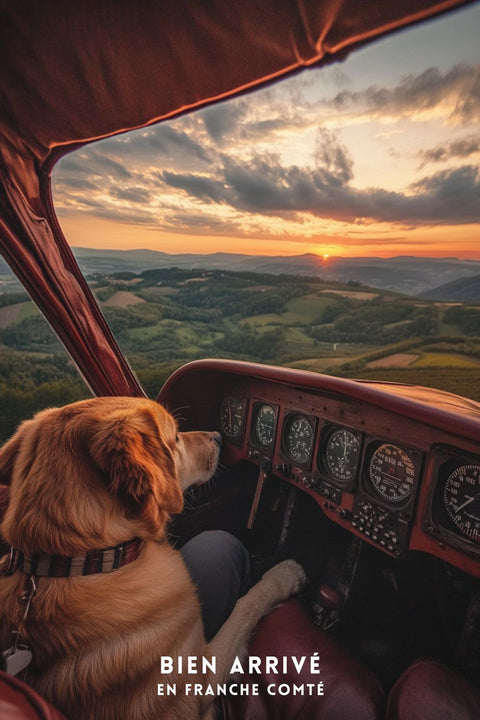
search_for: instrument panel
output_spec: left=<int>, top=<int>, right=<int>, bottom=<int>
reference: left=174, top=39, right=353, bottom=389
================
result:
left=158, top=359, right=480, bottom=577
left=217, top=381, right=480, bottom=573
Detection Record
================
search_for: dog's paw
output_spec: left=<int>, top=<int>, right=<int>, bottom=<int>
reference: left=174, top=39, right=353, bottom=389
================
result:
left=260, top=559, right=306, bottom=600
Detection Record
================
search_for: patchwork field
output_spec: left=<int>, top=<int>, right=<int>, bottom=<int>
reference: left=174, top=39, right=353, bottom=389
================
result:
left=412, top=352, right=480, bottom=368
left=102, top=291, right=146, bottom=307
left=338, top=367, right=480, bottom=402
left=367, top=353, right=420, bottom=368
left=0, top=302, right=24, bottom=328
left=0, top=266, right=479, bottom=443
left=287, top=356, right=351, bottom=372
left=319, top=289, right=379, bottom=301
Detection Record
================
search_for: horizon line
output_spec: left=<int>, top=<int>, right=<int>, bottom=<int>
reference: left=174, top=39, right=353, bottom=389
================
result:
left=71, top=246, right=480, bottom=262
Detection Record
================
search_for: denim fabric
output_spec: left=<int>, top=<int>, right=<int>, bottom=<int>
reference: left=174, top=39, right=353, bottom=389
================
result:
left=181, top=530, right=251, bottom=641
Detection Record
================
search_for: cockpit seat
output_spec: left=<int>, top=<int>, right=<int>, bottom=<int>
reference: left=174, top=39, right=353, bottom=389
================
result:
left=221, top=598, right=384, bottom=720
left=386, top=657, right=480, bottom=720
left=0, top=670, right=67, bottom=720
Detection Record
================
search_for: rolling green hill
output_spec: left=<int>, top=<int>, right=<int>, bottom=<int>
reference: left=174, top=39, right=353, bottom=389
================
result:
left=0, top=266, right=479, bottom=441
left=69, top=248, right=480, bottom=297
left=421, top=274, right=480, bottom=302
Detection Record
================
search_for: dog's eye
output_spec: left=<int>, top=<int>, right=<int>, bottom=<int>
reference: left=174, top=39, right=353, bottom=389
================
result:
left=175, top=435, right=180, bottom=443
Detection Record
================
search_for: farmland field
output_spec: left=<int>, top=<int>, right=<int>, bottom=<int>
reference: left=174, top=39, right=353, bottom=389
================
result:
left=337, top=367, right=480, bottom=402
left=411, top=352, right=480, bottom=368
left=367, top=353, right=420, bottom=368
left=0, top=265, right=479, bottom=440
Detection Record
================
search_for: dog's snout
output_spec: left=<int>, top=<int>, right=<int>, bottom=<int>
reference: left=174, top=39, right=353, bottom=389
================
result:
left=212, top=431, right=222, bottom=447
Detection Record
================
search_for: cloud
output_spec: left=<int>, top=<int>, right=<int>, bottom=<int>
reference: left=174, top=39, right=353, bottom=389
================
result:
left=141, top=126, right=212, bottom=163
left=238, top=116, right=296, bottom=140
left=58, top=150, right=132, bottom=180
left=110, top=187, right=151, bottom=203
left=221, top=154, right=355, bottom=219
left=60, top=125, right=212, bottom=178
left=418, top=135, right=480, bottom=166
left=56, top=124, right=480, bottom=232
left=215, top=130, right=353, bottom=215
left=313, top=130, right=353, bottom=185
left=58, top=156, right=94, bottom=176
left=162, top=212, right=239, bottom=235
left=86, top=151, right=133, bottom=179
left=451, top=67, right=480, bottom=123
left=227, top=156, right=480, bottom=225
left=409, top=165, right=480, bottom=222
left=329, top=64, right=480, bottom=123
left=159, top=171, right=228, bottom=203
left=198, top=95, right=307, bottom=147
left=55, top=176, right=98, bottom=190
left=200, top=101, right=248, bottom=142
left=53, top=47, right=480, bottom=242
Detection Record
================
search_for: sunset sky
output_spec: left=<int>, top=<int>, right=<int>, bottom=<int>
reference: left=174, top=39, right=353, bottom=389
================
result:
left=53, top=3, right=480, bottom=259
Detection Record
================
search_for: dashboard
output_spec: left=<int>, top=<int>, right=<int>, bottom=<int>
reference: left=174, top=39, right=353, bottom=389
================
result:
left=159, top=360, right=480, bottom=578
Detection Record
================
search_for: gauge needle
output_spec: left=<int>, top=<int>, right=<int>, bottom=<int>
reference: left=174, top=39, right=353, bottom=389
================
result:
left=383, top=472, right=402, bottom=481
left=455, top=495, right=475, bottom=513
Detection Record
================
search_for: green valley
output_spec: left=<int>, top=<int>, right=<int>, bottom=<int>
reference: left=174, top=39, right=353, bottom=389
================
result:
left=0, top=266, right=479, bottom=441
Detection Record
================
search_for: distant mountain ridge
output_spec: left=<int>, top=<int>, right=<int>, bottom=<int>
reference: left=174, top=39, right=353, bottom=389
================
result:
left=421, top=274, right=480, bottom=302
left=71, top=248, right=480, bottom=297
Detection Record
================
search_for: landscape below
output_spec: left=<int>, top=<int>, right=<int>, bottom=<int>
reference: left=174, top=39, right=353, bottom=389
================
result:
left=0, top=254, right=479, bottom=443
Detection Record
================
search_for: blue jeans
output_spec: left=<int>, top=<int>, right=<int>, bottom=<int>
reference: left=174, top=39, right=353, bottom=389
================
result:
left=181, top=530, right=251, bottom=641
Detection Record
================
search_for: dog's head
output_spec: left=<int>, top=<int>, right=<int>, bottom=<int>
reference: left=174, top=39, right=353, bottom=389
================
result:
left=0, top=397, right=221, bottom=554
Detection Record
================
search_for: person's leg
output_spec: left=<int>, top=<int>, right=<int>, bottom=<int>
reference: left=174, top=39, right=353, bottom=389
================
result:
left=181, top=530, right=251, bottom=641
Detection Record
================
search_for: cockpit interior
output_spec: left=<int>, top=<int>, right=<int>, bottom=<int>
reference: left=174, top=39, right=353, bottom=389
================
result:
left=1, top=1, right=479, bottom=719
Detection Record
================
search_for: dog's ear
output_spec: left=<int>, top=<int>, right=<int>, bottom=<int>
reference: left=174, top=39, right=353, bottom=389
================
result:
left=88, top=406, right=183, bottom=534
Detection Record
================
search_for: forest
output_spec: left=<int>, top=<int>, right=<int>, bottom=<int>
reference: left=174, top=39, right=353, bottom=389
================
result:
left=0, top=267, right=479, bottom=442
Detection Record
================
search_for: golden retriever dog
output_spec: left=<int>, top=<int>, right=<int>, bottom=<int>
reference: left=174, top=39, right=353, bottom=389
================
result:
left=0, top=397, right=305, bottom=720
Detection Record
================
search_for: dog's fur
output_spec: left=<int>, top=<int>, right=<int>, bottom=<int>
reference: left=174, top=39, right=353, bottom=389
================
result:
left=0, top=397, right=305, bottom=720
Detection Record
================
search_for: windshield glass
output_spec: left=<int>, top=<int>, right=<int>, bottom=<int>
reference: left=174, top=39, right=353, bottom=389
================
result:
left=43, top=3, right=478, bottom=402
left=0, top=260, right=90, bottom=443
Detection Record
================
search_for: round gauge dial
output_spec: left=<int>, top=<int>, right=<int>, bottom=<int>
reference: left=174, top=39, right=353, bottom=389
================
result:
left=369, top=443, right=416, bottom=503
left=443, top=465, right=480, bottom=543
left=254, top=404, right=277, bottom=448
left=220, top=395, right=245, bottom=441
left=324, top=428, right=362, bottom=484
left=284, top=415, right=315, bottom=466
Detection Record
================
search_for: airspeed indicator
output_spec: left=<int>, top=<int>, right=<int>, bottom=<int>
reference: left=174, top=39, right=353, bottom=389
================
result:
left=444, top=465, right=480, bottom=544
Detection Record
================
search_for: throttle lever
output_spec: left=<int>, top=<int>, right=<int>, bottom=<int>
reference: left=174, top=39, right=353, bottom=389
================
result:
left=247, top=459, right=272, bottom=530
